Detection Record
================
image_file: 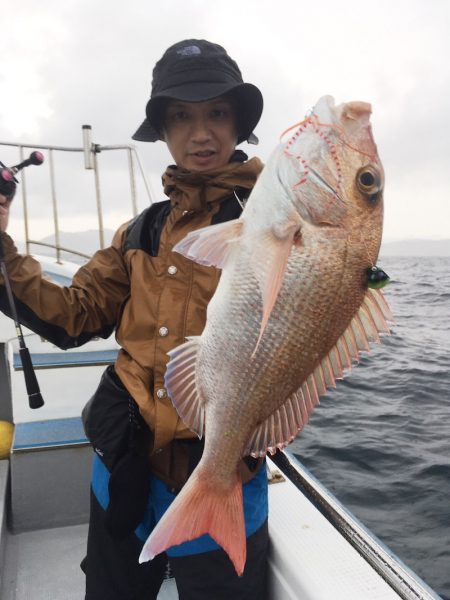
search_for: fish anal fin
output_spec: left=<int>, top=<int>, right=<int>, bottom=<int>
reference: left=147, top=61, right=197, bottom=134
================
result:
left=324, top=289, right=393, bottom=379
left=244, top=290, right=394, bottom=457
left=173, top=220, right=243, bottom=269
left=244, top=381, right=320, bottom=458
left=164, top=337, right=204, bottom=438
left=139, top=469, right=246, bottom=576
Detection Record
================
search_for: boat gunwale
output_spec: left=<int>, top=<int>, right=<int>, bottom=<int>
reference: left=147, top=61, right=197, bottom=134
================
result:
left=271, top=450, right=442, bottom=600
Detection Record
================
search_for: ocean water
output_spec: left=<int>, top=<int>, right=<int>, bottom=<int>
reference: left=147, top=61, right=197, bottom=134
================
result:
left=291, top=256, right=450, bottom=599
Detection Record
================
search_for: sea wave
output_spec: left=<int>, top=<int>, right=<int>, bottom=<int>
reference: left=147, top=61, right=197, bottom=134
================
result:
left=291, top=256, right=450, bottom=598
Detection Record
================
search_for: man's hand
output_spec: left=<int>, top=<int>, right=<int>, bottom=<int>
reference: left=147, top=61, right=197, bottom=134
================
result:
left=0, top=193, right=11, bottom=232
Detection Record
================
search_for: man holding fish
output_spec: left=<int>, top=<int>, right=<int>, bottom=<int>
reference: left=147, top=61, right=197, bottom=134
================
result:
left=0, top=37, right=391, bottom=600
left=0, top=39, right=270, bottom=599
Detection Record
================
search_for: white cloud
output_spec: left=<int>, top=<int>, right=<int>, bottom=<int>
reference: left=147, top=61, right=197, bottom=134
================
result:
left=1, top=0, right=450, bottom=240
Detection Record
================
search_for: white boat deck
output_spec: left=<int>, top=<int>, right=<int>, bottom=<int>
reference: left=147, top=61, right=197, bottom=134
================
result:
left=267, top=465, right=402, bottom=599
left=2, top=523, right=88, bottom=600
left=0, top=455, right=412, bottom=600
left=1, top=522, right=177, bottom=600
left=0, top=449, right=171, bottom=600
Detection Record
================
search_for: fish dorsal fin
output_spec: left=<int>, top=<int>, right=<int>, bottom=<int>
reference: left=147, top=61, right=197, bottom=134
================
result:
left=173, top=220, right=243, bottom=269
left=244, top=289, right=393, bottom=457
left=164, top=337, right=204, bottom=438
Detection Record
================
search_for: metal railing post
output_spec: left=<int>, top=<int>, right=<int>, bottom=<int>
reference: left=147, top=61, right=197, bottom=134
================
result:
left=132, top=147, right=154, bottom=206
left=48, top=149, right=61, bottom=263
left=18, top=146, right=31, bottom=256
left=82, top=125, right=104, bottom=250
left=92, top=151, right=105, bottom=249
left=82, top=125, right=94, bottom=170
left=127, top=147, right=138, bottom=217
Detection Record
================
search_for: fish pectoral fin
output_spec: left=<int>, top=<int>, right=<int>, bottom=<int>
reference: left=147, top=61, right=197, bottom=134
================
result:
left=173, top=219, right=244, bottom=269
left=164, top=337, right=204, bottom=438
left=251, top=215, right=301, bottom=355
left=244, top=289, right=394, bottom=457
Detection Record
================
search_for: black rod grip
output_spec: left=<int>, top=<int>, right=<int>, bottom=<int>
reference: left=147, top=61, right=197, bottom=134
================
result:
left=19, top=347, right=45, bottom=409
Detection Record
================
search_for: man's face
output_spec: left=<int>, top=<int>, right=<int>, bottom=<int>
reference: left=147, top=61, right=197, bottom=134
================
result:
left=163, top=97, right=237, bottom=172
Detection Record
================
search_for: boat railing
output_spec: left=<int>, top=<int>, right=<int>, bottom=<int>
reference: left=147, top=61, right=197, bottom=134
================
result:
left=0, top=126, right=154, bottom=261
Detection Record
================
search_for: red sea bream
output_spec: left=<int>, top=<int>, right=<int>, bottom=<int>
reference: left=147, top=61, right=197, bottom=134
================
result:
left=139, top=95, right=393, bottom=575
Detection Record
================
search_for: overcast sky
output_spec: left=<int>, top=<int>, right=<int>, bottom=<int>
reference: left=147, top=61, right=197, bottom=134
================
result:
left=1, top=0, right=449, bottom=243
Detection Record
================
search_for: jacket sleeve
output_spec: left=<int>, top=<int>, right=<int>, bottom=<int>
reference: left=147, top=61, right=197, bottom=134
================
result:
left=0, top=225, right=130, bottom=350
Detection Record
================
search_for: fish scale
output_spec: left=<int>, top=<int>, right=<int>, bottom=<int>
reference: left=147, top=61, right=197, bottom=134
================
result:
left=200, top=243, right=362, bottom=452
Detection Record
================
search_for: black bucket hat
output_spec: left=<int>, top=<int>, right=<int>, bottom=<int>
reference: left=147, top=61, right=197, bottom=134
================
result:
left=132, top=39, right=263, bottom=145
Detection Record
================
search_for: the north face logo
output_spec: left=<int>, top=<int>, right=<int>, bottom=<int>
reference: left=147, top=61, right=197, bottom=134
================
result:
left=176, top=45, right=201, bottom=57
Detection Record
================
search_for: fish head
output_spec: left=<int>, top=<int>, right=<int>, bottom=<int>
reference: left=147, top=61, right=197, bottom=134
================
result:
left=275, top=95, right=384, bottom=261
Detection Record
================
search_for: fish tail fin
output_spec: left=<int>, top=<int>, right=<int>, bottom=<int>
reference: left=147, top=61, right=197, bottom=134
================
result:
left=139, top=469, right=246, bottom=575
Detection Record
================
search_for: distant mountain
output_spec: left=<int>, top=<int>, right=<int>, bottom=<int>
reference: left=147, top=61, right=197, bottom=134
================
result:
left=31, top=231, right=450, bottom=261
left=380, top=239, right=450, bottom=257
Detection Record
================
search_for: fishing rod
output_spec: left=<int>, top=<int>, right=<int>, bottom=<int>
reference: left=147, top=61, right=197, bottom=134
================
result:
left=0, top=151, right=45, bottom=409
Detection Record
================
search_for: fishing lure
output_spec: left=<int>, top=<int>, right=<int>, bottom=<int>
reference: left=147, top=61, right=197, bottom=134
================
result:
left=366, top=265, right=390, bottom=289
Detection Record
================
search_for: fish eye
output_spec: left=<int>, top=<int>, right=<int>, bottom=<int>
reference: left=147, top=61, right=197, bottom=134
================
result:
left=356, top=165, right=383, bottom=198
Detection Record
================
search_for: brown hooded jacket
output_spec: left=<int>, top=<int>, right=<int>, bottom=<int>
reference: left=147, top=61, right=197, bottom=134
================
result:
left=0, top=157, right=263, bottom=471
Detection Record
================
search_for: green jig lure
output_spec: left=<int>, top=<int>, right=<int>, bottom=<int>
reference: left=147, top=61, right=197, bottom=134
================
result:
left=366, top=266, right=390, bottom=289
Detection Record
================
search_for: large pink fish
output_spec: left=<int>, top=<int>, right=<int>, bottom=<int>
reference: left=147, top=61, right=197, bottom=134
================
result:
left=139, top=95, right=393, bottom=575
